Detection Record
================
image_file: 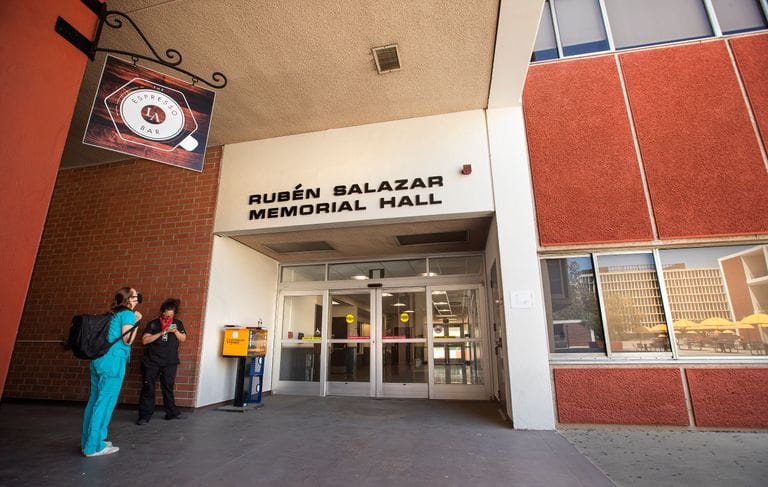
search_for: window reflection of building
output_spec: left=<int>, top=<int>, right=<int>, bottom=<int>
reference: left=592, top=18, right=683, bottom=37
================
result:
left=720, top=245, right=768, bottom=320
left=662, top=265, right=730, bottom=321
left=599, top=265, right=666, bottom=329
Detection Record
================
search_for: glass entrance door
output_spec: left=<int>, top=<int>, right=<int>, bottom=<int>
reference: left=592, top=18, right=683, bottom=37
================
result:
left=376, top=289, right=429, bottom=398
left=428, top=285, right=488, bottom=399
left=327, top=291, right=374, bottom=396
left=275, top=285, right=489, bottom=399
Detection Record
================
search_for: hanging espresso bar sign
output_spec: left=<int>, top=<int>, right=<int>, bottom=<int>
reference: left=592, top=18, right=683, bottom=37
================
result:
left=247, top=176, right=444, bottom=220
left=83, top=56, right=215, bottom=172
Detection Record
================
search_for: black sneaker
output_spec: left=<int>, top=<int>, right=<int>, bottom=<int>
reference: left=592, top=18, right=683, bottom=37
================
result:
left=164, top=413, right=184, bottom=420
left=135, top=418, right=149, bottom=425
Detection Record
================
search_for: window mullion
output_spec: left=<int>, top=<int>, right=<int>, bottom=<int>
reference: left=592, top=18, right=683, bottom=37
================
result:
left=653, top=249, right=679, bottom=359
left=597, top=0, right=616, bottom=51
left=702, top=0, right=724, bottom=37
left=592, top=253, right=613, bottom=358
left=761, top=0, right=768, bottom=24
left=549, top=0, right=565, bottom=58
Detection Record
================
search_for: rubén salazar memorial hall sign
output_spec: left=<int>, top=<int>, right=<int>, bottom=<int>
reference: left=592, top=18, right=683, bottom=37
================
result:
left=83, top=55, right=215, bottom=172
left=247, top=176, right=446, bottom=220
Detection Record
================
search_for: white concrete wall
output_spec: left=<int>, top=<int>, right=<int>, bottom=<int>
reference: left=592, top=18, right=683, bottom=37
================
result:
left=215, top=110, right=494, bottom=234
left=196, top=236, right=279, bottom=407
left=486, top=107, right=556, bottom=430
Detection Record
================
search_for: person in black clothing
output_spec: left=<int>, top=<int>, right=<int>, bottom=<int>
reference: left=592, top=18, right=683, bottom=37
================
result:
left=136, top=298, right=187, bottom=425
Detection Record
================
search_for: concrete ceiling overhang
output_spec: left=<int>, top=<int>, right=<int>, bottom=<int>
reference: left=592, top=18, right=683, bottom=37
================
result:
left=232, top=216, right=493, bottom=263
left=59, top=0, right=544, bottom=169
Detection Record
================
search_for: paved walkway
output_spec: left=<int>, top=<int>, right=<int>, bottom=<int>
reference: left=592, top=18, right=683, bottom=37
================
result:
left=2, top=396, right=767, bottom=486
left=560, top=428, right=768, bottom=487
left=0, top=396, right=610, bottom=487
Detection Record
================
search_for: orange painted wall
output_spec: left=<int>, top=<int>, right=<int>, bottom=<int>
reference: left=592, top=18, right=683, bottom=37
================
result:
left=0, top=2, right=97, bottom=394
left=686, top=369, right=768, bottom=428
left=553, top=368, right=689, bottom=425
left=619, top=41, right=768, bottom=239
left=4, top=151, right=221, bottom=406
left=523, top=57, right=654, bottom=245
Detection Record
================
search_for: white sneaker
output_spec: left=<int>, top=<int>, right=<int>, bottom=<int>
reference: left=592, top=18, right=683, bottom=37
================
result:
left=81, top=441, right=111, bottom=453
left=85, top=445, right=119, bottom=457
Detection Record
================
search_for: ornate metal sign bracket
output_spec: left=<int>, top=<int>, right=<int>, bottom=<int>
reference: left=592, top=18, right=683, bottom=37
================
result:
left=55, top=0, right=227, bottom=89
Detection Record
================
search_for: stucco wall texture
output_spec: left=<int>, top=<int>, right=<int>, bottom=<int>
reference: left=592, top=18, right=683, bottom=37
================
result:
left=730, top=35, right=768, bottom=151
left=553, top=368, right=689, bottom=426
left=524, top=35, right=768, bottom=245
left=523, top=56, right=653, bottom=246
left=686, top=369, right=768, bottom=428
left=4, top=149, right=221, bottom=407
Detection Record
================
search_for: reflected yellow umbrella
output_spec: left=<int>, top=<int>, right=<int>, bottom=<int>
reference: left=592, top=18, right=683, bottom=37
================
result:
left=699, top=317, right=735, bottom=327
left=633, top=326, right=653, bottom=333
left=741, top=313, right=768, bottom=327
left=649, top=324, right=668, bottom=333
left=672, top=320, right=697, bottom=330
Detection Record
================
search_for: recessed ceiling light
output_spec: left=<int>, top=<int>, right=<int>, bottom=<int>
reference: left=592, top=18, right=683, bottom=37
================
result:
left=420, top=272, right=438, bottom=277
left=404, top=310, right=414, bottom=313
left=382, top=292, right=393, bottom=297
left=351, top=275, right=369, bottom=280
left=433, top=301, right=449, bottom=305
left=393, top=302, right=406, bottom=307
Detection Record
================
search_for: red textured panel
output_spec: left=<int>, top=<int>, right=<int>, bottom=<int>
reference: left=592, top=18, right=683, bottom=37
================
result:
left=620, top=41, right=768, bottom=239
left=553, top=368, right=689, bottom=425
left=730, top=34, right=768, bottom=151
left=523, top=57, right=653, bottom=246
left=686, top=368, right=768, bottom=428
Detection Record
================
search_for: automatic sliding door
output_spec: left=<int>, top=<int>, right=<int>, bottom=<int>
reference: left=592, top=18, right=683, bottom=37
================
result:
left=327, top=291, right=373, bottom=397
left=377, top=289, right=428, bottom=398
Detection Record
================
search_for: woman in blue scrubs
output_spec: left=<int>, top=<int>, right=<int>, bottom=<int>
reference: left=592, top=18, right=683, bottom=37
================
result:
left=81, top=287, right=142, bottom=457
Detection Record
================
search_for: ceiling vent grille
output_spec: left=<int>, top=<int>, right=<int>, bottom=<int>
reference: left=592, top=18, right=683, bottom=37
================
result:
left=372, top=44, right=401, bottom=74
left=395, top=231, right=469, bottom=246
left=264, top=241, right=335, bottom=254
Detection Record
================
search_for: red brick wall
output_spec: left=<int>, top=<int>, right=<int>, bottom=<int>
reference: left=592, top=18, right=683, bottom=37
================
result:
left=3, top=148, right=221, bottom=407
left=524, top=35, right=768, bottom=245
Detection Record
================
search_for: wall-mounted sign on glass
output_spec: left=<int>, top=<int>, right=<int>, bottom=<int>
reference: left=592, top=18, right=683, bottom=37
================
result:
left=83, top=55, right=215, bottom=172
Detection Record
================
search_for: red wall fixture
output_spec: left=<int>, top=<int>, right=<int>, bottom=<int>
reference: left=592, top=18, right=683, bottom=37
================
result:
left=619, top=40, right=768, bottom=239
left=4, top=150, right=221, bottom=406
left=730, top=34, right=768, bottom=151
left=0, top=1, right=97, bottom=395
left=553, top=368, right=689, bottom=425
left=523, top=56, right=654, bottom=246
left=686, top=368, right=768, bottom=428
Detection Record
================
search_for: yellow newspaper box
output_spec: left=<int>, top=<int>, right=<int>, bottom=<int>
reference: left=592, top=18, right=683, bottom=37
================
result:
left=222, top=327, right=268, bottom=357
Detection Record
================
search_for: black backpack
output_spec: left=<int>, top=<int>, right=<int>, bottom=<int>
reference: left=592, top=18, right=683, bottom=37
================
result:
left=64, top=314, right=137, bottom=360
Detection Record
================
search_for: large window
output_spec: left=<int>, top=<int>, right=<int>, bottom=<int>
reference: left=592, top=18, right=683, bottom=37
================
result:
left=542, top=244, right=768, bottom=359
left=659, top=245, right=766, bottom=357
left=541, top=257, right=605, bottom=353
left=532, top=0, right=768, bottom=62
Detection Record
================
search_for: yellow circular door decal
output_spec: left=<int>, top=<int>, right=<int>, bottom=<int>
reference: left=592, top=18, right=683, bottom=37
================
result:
left=345, top=314, right=355, bottom=324
left=400, top=312, right=410, bottom=323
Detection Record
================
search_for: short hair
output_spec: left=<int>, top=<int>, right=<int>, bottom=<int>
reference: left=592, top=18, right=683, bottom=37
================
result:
left=160, top=298, right=181, bottom=315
